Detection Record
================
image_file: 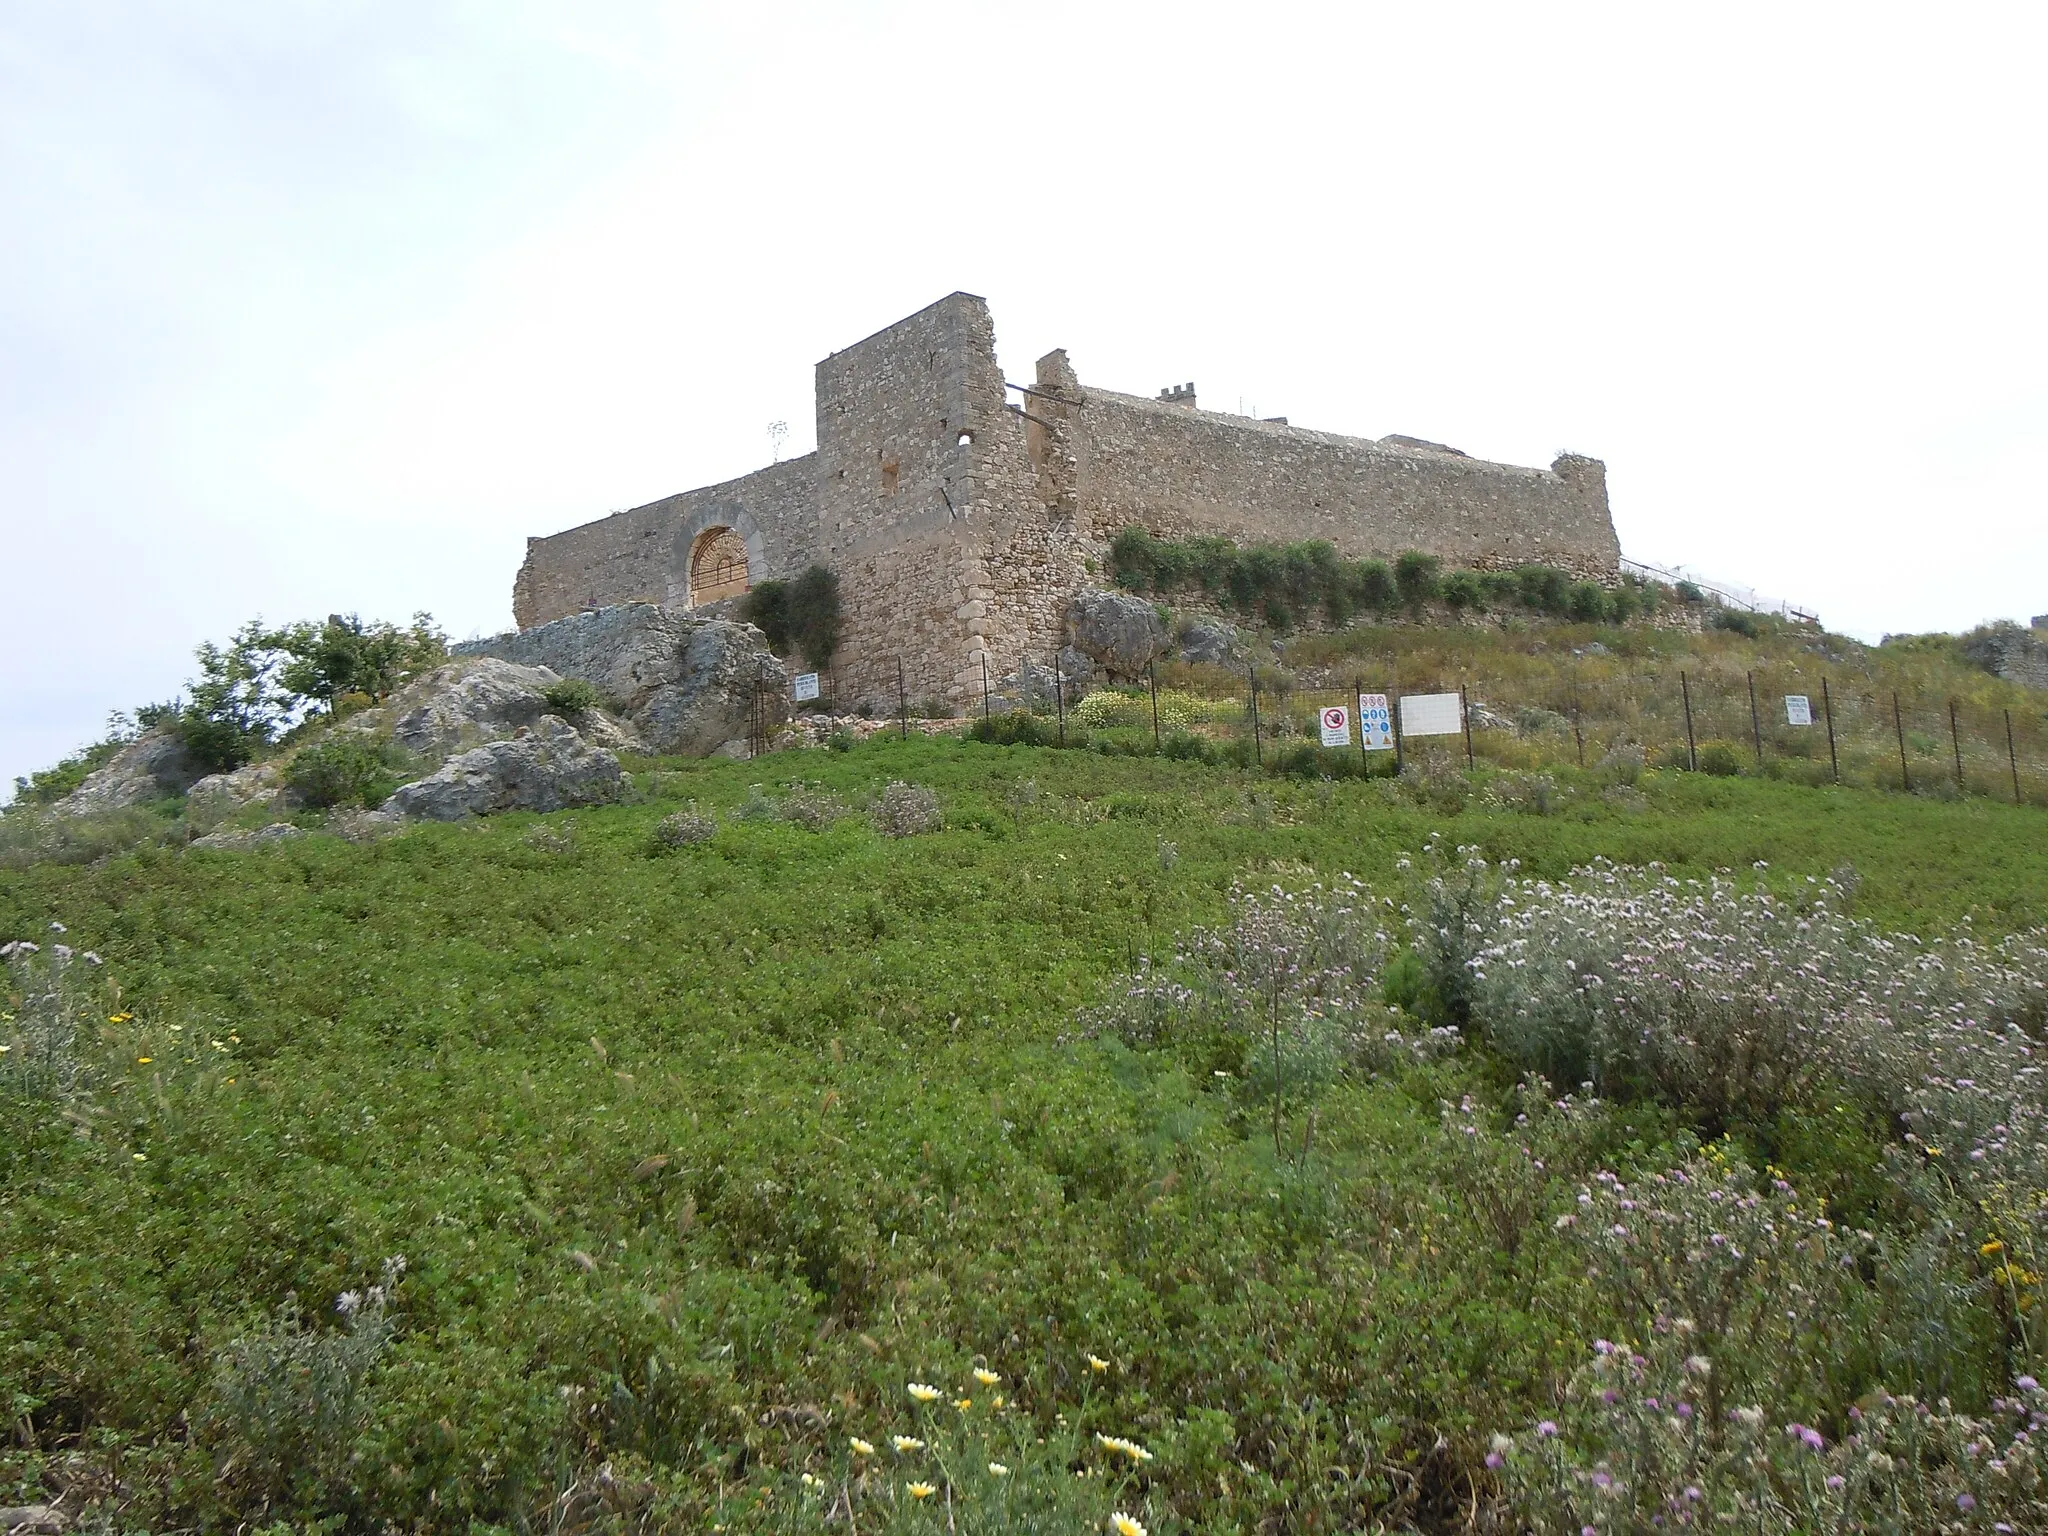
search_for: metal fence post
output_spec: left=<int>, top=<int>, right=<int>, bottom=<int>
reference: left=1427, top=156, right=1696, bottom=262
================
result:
left=1747, top=671, right=1764, bottom=767
left=2007, top=709, right=2022, bottom=804
left=1054, top=655, right=1065, bottom=746
left=1148, top=660, right=1161, bottom=751
left=981, top=655, right=990, bottom=720
left=1354, top=677, right=1369, bottom=774
left=1572, top=676, right=1585, bottom=768
left=1822, top=677, right=1840, bottom=784
left=1248, top=664, right=1262, bottom=767
left=1948, top=700, right=1964, bottom=790
left=1461, top=682, right=1475, bottom=771
left=1894, top=691, right=1911, bottom=793
left=1680, top=671, right=1698, bottom=772
left=897, top=657, right=908, bottom=741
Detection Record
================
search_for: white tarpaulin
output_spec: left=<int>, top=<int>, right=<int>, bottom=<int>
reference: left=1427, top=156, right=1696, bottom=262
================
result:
left=1318, top=706, right=1351, bottom=747
left=1357, top=693, right=1395, bottom=751
left=1400, top=691, right=1463, bottom=738
left=1784, top=694, right=1812, bottom=726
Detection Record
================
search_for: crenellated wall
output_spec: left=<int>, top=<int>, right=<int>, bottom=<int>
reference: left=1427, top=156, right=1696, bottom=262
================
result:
left=509, top=293, right=1623, bottom=711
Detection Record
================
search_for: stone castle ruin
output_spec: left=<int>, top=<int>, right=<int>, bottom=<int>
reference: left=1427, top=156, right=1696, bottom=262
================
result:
left=513, top=293, right=1622, bottom=707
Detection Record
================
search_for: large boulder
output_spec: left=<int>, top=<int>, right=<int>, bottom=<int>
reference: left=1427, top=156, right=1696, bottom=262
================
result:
left=1066, top=590, right=1171, bottom=680
left=381, top=716, right=623, bottom=821
left=342, top=656, right=636, bottom=758
left=1177, top=618, right=1239, bottom=667
left=457, top=604, right=787, bottom=756
left=186, top=761, right=287, bottom=823
left=57, top=729, right=205, bottom=813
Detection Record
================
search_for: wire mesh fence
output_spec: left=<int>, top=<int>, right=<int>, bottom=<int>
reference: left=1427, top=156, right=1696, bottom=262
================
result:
left=778, top=650, right=2048, bottom=809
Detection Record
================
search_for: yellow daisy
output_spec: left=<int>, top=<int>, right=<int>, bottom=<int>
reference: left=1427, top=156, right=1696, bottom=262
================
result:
left=892, top=1435, right=924, bottom=1453
left=907, top=1482, right=936, bottom=1500
left=973, top=1368, right=1001, bottom=1386
left=850, top=1438, right=876, bottom=1457
left=1086, top=1353, right=1110, bottom=1373
left=1111, top=1515, right=1147, bottom=1536
left=907, top=1381, right=940, bottom=1402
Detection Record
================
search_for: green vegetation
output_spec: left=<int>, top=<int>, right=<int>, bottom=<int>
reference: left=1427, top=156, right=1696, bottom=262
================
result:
left=743, top=565, right=843, bottom=670
left=1107, top=527, right=1657, bottom=630
left=280, top=735, right=424, bottom=811
left=541, top=677, right=604, bottom=716
left=4, top=732, right=2046, bottom=1531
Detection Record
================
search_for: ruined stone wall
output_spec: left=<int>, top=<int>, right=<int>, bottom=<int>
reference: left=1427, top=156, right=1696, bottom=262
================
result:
left=512, top=455, right=819, bottom=630
left=1060, top=388, right=1621, bottom=580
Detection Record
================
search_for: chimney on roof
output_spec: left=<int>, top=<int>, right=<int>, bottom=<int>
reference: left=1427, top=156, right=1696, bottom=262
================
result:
left=1156, top=382, right=1196, bottom=409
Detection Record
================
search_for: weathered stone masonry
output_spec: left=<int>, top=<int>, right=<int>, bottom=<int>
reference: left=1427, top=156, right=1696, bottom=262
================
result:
left=512, top=293, right=1623, bottom=707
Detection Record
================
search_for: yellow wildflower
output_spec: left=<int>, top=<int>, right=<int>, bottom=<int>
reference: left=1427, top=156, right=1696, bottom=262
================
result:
left=109, top=1012, right=132, bottom=1023
left=973, top=1368, right=1001, bottom=1386
left=953, top=1398, right=972, bottom=1412
left=892, top=1435, right=924, bottom=1453
left=1111, top=1515, right=1147, bottom=1536
left=132, top=1153, right=147, bottom=1162
left=1086, top=1353, right=1110, bottom=1373
left=907, top=1482, right=936, bottom=1500
left=992, top=1395, right=1006, bottom=1409
left=1983, top=1240, right=2007, bottom=1257
left=908, top=1381, right=940, bottom=1402
left=850, top=1438, right=875, bottom=1457
left=136, top=1056, right=152, bottom=1065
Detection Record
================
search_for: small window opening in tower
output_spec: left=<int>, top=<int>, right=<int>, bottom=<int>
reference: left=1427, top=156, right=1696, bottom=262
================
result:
left=957, top=430, right=973, bottom=447
left=881, top=461, right=900, bottom=496
left=687, top=526, right=750, bottom=607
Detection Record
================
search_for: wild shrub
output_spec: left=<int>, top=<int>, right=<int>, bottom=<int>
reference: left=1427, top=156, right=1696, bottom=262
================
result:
left=205, top=1257, right=406, bottom=1512
left=1596, top=742, right=1646, bottom=786
left=282, top=735, right=419, bottom=810
left=0, top=804, right=176, bottom=870
left=1697, top=741, right=1743, bottom=777
left=872, top=781, right=942, bottom=838
left=1487, top=770, right=1571, bottom=815
left=778, top=782, right=849, bottom=831
left=0, top=930, right=106, bottom=1103
left=541, top=677, right=602, bottom=715
left=650, top=806, right=716, bottom=851
left=743, top=565, right=842, bottom=668
left=966, top=712, right=1059, bottom=748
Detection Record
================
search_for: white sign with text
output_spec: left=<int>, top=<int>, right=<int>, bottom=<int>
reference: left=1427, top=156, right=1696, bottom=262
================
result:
left=793, top=672, right=821, bottom=702
left=1400, top=691, right=1463, bottom=738
left=1357, top=693, right=1395, bottom=750
left=1785, top=694, right=1812, bottom=726
left=1319, top=706, right=1351, bottom=747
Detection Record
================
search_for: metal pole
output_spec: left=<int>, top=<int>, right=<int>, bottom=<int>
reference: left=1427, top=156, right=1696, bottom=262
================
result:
left=1393, top=691, right=1405, bottom=776
left=1355, top=678, right=1369, bottom=775
left=2007, top=709, right=2022, bottom=805
left=1680, top=671, right=1697, bottom=772
left=981, top=655, right=990, bottom=720
left=1822, top=677, right=1840, bottom=784
left=1949, top=700, right=1964, bottom=790
left=1894, top=691, right=1911, bottom=793
left=1461, top=682, right=1475, bottom=771
left=897, top=658, right=908, bottom=741
left=1148, top=660, right=1161, bottom=750
left=1054, top=655, right=1065, bottom=745
left=1248, top=664, right=1261, bottom=767
left=1748, top=671, right=1764, bottom=767
left=1572, top=677, right=1585, bottom=769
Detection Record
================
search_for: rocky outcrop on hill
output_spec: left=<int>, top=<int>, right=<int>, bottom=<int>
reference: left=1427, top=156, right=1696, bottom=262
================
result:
left=56, top=729, right=205, bottom=813
left=381, top=716, right=622, bottom=821
left=457, top=604, right=785, bottom=756
left=186, top=761, right=287, bottom=822
left=343, top=656, right=637, bottom=757
left=1963, top=622, right=2048, bottom=690
left=1066, top=590, right=1171, bottom=680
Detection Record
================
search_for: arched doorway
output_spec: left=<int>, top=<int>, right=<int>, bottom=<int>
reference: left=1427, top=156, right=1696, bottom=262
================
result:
left=688, top=526, right=751, bottom=607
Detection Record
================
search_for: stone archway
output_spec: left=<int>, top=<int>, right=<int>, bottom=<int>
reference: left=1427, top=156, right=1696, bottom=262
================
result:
left=687, top=526, right=751, bottom=607
left=670, top=503, right=771, bottom=610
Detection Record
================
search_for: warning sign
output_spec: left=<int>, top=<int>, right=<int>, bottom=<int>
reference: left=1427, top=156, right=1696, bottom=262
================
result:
left=1784, top=694, right=1812, bottom=727
left=1319, top=706, right=1351, bottom=747
left=1357, top=693, right=1395, bottom=750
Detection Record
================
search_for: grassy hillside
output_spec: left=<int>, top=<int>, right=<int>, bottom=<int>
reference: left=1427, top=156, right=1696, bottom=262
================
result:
left=4, top=736, right=2047, bottom=1532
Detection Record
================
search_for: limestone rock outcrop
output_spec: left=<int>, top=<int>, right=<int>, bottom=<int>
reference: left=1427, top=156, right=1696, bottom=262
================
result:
left=1066, top=590, right=1171, bottom=680
left=56, top=730, right=205, bottom=813
left=186, top=761, right=287, bottom=822
left=1177, top=619, right=1240, bottom=667
left=457, top=604, right=785, bottom=756
left=381, top=716, right=623, bottom=821
left=342, top=657, right=636, bottom=758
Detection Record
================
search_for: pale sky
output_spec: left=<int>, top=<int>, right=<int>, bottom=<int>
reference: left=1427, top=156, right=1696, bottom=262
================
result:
left=5, top=2, right=2044, bottom=796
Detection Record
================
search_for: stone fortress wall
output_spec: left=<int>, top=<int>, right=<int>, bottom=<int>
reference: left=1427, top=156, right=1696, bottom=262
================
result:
left=511, top=293, right=1623, bottom=708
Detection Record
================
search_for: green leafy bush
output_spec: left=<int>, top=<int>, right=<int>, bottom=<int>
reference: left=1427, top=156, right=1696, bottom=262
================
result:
left=282, top=735, right=419, bottom=810
left=966, top=712, right=1060, bottom=748
left=742, top=565, right=843, bottom=668
left=1698, top=741, right=1743, bottom=776
left=541, top=677, right=602, bottom=715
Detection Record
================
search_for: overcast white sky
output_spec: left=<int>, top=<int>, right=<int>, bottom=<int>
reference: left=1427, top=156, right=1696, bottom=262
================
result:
left=4, top=2, right=2044, bottom=795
